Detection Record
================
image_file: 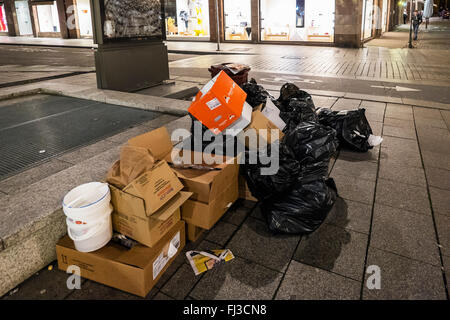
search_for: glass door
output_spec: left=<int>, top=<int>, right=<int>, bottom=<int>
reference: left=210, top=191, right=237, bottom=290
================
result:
left=15, top=0, right=33, bottom=35
left=223, top=0, right=252, bottom=41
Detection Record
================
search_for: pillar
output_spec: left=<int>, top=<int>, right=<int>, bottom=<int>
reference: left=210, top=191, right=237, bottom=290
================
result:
left=334, top=0, right=363, bottom=48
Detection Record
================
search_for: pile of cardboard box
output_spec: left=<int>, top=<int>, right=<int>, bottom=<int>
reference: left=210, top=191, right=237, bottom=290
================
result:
left=56, top=71, right=285, bottom=297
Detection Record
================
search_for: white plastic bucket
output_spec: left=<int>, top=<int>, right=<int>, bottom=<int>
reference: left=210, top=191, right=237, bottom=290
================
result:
left=62, top=182, right=113, bottom=252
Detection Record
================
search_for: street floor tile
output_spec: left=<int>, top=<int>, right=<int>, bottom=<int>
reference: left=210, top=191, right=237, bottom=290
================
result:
left=155, top=257, right=184, bottom=289
left=275, top=260, right=360, bottom=300
left=375, top=178, right=431, bottom=215
left=339, top=146, right=380, bottom=163
left=332, top=98, right=361, bottom=110
left=152, top=292, right=174, bottom=300
left=205, top=221, right=238, bottom=246
left=371, top=204, right=440, bottom=266
left=425, top=167, right=450, bottom=191
left=443, top=255, right=450, bottom=278
left=66, top=280, right=152, bottom=300
left=415, top=117, right=448, bottom=130
left=311, top=96, right=337, bottom=109
left=331, top=158, right=378, bottom=181
left=435, top=214, right=450, bottom=257
left=190, top=257, right=283, bottom=300
left=160, top=264, right=200, bottom=300
left=385, top=104, right=413, bottom=121
left=382, top=125, right=417, bottom=140
left=250, top=204, right=265, bottom=221
left=383, top=117, right=415, bottom=129
left=330, top=173, right=376, bottom=205
left=222, top=206, right=250, bottom=226
left=325, top=197, right=372, bottom=234
left=422, top=150, right=450, bottom=171
left=227, top=217, right=301, bottom=272
left=1, top=261, right=80, bottom=300
left=429, top=187, right=450, bottom=216
left=414, top=107, right=444, bottom=120
left=362, top=247, right=446, bottom=300
left=293, top=224, right=368, bottom=281
left=379, top=160, right=426, bottom=187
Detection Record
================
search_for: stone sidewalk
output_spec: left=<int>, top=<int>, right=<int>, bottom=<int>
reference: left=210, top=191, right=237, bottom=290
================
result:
left=2, top=96, right=449, bottom=300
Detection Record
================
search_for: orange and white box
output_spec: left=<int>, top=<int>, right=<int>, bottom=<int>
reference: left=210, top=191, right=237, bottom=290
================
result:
left=188, top=71, right=247, bottom=134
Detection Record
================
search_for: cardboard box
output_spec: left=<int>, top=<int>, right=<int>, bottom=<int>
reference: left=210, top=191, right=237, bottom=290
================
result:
left=56, top=220, right=186, bottom=298
left=238, top=174, right=258, bottom=202
left=222, top=101, right=253, bottom=137
left=188, top=71, right=247, bottom=134
left=239, top=108, right=284, bottom=149
left=186, top=223, right=205, bottom=242
left=181, top=180, right=239, bottom=229
left=111, top=190, right=192, bottom=247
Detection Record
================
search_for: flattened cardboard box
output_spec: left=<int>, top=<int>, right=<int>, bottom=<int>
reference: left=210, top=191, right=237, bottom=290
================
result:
left=111, top=190, right=192, bottom=247
left=56, top=221, right=186, bottom=298
left=115, top=159, right=184, bottom=216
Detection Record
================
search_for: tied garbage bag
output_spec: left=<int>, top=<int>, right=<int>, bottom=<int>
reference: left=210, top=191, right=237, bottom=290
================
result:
left=280, top=98, right=318, bottom=132
left=262, top=177, right=338, bottom=235
left=277, top=83, right=315, bottom=111
left=106, top=145, right=155, bottom=189
left=241, top=78, right=274, bottom=108
left=242, top=144, right=301, bottom=201
left=317, top=108, right=382, bottom=152
left=283, top=121, right=339, bottom=177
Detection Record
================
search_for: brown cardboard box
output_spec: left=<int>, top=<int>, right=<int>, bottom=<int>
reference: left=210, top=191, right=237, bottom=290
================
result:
left=238, top=175, right=258, bottom=202
left=56, top=220, right=185, bottom=298
left=111, top=189, right=192, bottom=247
left=128, top=127, right=240, bottom=230
left=240, top=110, right=284, bottom=149
left=186, top=223, right=205, bottom=242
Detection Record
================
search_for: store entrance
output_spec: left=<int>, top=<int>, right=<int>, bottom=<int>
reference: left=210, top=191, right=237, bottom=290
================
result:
left=223, top=0, right=252, bottom=41
left=14, top=0, right=33, bottom=36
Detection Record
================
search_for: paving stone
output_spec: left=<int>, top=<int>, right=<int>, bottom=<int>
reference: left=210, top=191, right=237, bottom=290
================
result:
left=415, top=117, right=448, bottom=130
left=371, top=204, right=440, bottom=266
left=414, top=107, right=444, bottom=120
left=250, top=204, right=265, bottom=221
left=293, top=224, right=368, bottom=281
left=370, top=120, right=383, bottom=136
left=425, top=167, right=450, bottom=191
left=2, top=261, right=83, bottom=300
left=416, top=127, right=450, bottom=155
left=365, top=112, right=384, bottom=123
left=435, top=214, right=450, bottom=257
left=339, top=146, right=380, bottom=163
left=325, top=197, right=372, bottom=234
left=330, top=174, right=375, bottom=205
left=332, top=98, right=361, bottom=110
left=240, top=199, right=258, bottom=209
left=382, top=125, right=416, bottom=140
left=66, top=280, right=152, bottom=300
left=379, top=160, right=426, bottom=187
left=422, top=150, right=450, bottom=171
left=429, top=187, right=450, bottom=217
left=160, top=264, right=200, bottom=300
left=154, top=257, right=184, bottom=289
left=205, top=222, right=237, bottom=246
left=362, top=247, right=446, bottom=300
left=57, top=139, right=119, bottom=164
left=331, top=158, right=378, bottom=181
left=152, top=292, right=174, bottom=300
left=375, top=178, right=431, bottom=215
left=385, top=104, right=414, bottom=121
left=190, top=257, right=282, bottom=300
left=443, top=255, right=450, bottom=277
left=275, top=260, right=360, bottom=300
left=311, top=96, right=337, bottom=108
left=360, top=100, right=386, bottom=113
left=221, top=206, right=250, bottom=226
left=0, top=159, right=72, bottom=195
left=227, top=217, right=300, bottom=272
left=192, top=240, right=221, bottom=252
left=442, top=110, right=450, bottom=129
left=383, top=117, right=415, bottom=129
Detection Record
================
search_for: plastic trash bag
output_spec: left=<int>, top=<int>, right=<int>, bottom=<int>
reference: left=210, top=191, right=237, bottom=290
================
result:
left=283, top=121, right=339, bottom=177
left=280, top=98, right=318, bottom=132
left=317, top=108, right=380, bottom=152
left=277, top=83, right=315, bottom=111
left=241, top=78, right=274, bottom=108
left=262, top=177, right=338, bottom=235
left=242, top=144, right=301, bottom=201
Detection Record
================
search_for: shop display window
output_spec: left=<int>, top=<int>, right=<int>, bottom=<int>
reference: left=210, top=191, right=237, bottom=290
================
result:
left=224, top=0, right=251, bottom=41
left=0, top=4, right=7, bottom=32
left=260, top=0, right=335, bottom=42
left=36, top=1, right=60, bottom=33
left=76, top=0, right=93, bottom=37
left=362, top=0, right=373, bottom=39
left=165, top=0, right=210, bottom=40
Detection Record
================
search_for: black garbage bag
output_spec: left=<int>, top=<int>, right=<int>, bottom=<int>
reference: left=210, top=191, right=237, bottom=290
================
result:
left=317, top=108, right=374, bottom=152
left=282, top=121, right=339, bottom=177
left=242, top=144, right=301, bottom=201
left=280, top=98, right=318, bottom=132
left=241, top=78, right=274, bottom=108
left=277, top=83, right=315, bottom=111
left=262, top=177, right=338, bottom=235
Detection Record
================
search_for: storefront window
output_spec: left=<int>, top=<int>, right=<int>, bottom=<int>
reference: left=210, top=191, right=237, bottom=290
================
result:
left=164, top=0, right=210, bottom=40
left=15, top=0, right=33, bottom=35
left=362, top=0, right=373, bottom=40
left=381, top=0, right=388, bottom=33
left=76, top=0, right=92, bottom=37
left=0, top=3, right=8, bottom=32
left=224, top=0, right=251, bottom=41
left=260, top=0, right=335, bottom=42
left=36, top=1, right=60, bottom=33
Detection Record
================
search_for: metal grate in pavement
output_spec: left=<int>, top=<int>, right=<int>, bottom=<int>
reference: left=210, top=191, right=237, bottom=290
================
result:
left=0, top=94, right=161, bottom=180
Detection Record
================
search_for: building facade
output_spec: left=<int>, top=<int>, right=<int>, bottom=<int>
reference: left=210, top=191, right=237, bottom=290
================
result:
left=1, top=0, right=402, bottom=47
